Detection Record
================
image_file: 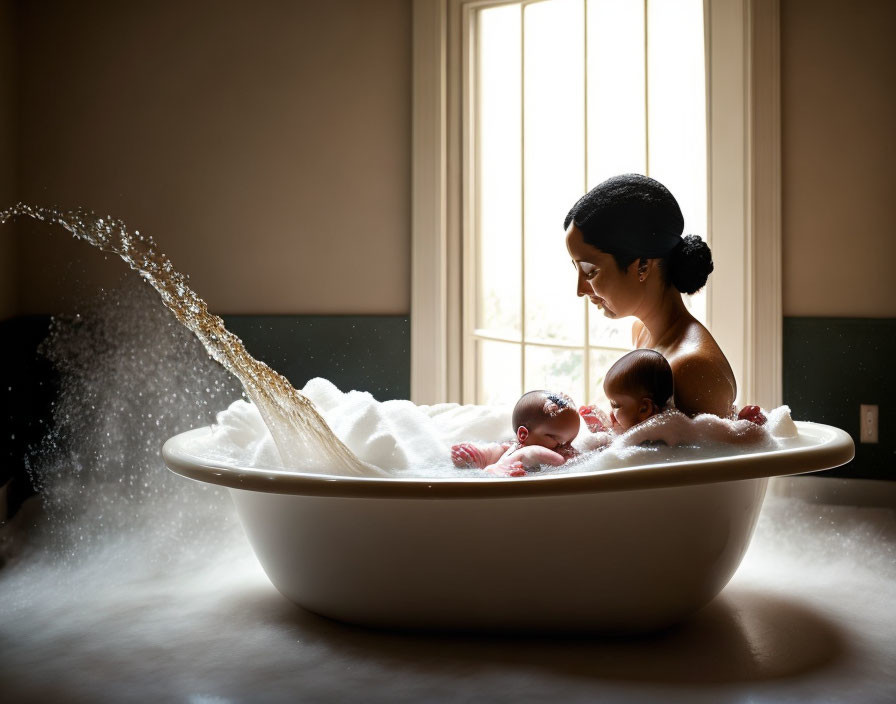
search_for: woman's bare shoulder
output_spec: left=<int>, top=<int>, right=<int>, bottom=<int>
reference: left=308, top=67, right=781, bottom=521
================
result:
left=668, top=348, right=736, bottom=418
left=632, top=316, right=735, bottom=417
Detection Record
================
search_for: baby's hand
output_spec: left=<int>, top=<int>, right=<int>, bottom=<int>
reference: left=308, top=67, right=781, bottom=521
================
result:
left=578, top=405, right=610, bottom=433
left=451, top=442, right=485, bottom=469
left=737, top=405, right=767, bottom=426
left=555, top=444, right=578, bottom=460
left=485, top=461, right=527, bottom=477
left=506, top=461, right=527, bottom=477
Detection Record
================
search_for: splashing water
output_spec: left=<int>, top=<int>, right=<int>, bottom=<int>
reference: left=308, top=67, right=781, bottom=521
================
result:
left=17, top=280, right=243, bottom=561
left=1, top=203, right=380, bottom=477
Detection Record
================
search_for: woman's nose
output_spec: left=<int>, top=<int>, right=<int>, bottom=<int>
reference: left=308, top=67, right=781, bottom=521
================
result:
left=576, top=274, right=591, bottom=297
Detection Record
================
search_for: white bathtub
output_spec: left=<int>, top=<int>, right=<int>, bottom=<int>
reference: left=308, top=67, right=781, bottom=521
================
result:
left=162, top=421, right=854, bottom=633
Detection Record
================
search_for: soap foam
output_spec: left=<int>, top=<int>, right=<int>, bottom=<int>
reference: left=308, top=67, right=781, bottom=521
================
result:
left=198, top=380, right=803, bottom=479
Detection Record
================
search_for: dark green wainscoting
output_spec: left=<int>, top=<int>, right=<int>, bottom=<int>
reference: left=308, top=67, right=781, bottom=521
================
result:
left=4, top=312, right=891, bottom=519
left=783, top=317, right=895, bottom=480
left=1, top=314, right=410, bottom=518
left=221, top=316, right=410, bottom=402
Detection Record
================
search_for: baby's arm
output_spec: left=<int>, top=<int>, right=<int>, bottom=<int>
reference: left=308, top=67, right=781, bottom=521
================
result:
left=575, top=430, right=614, bottom=453
left=508, top=445, right=568, bottom=468
left=692, top=414, right=768, bottom=445
left=578, top=405, right=612, bottom=433
left=617, top=411, right=692, bottom=447
left=451, top=441, right=510, bottom=469
left=619, top=410, right=766, bottom=447
left=482, top=444, right=568, bottom=477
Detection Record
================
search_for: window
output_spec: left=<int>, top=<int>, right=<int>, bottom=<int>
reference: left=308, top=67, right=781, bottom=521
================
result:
left=412, top=0, right=782, bottom=410
left=468, top=0, right=707, bottom=406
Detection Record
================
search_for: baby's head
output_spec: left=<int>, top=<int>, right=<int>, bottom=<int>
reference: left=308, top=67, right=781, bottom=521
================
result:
left=512, top=390, right=580, bottom=451
left=603, top=349, right=673, bottom=432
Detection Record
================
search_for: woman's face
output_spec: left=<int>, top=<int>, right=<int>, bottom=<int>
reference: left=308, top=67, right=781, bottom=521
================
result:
left=565, top=222, right=642, bottom=319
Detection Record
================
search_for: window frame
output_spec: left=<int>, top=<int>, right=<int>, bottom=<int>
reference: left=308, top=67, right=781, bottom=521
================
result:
left=411, top=0, right=782, bottom=409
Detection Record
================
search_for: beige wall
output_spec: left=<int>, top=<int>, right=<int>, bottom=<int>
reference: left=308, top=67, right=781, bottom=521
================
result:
left=9, top=1, right=894, bottom=319
left=0, top=0, right=16, bottom=320
left=14, top=0, right=410, bottom=315
left=782, top=0, right=896, bottom=317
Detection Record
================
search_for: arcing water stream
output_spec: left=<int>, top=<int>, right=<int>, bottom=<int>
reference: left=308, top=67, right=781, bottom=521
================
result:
left=1, top=204, right=380, bottom=477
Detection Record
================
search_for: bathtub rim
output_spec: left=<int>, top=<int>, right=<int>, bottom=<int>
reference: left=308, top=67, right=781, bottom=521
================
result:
left=162, top=421, right=854, bottom=499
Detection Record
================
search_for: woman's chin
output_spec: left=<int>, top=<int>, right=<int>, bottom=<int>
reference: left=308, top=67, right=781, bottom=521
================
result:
left=591, top=298, right=620, bottom=318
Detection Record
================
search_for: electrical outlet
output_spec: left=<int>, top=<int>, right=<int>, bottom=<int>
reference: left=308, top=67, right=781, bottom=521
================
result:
left=860, top=404, right=878, bottom=444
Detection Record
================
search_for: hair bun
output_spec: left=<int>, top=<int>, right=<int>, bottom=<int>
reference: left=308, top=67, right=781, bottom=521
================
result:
left=668, top=234, right=713, bottom=294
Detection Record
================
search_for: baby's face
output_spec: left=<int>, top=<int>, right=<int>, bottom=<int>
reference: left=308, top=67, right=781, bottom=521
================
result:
left=520, top=410, right=580, bottom=451
left=605, top=385, right=654, bottom=432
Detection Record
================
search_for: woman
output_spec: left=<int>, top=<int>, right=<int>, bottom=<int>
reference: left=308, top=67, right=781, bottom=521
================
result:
left=565, top=174, right=736, bottom=418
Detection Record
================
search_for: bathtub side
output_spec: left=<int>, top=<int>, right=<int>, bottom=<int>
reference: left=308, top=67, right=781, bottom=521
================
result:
left=229, top=477, right=769, bottom=632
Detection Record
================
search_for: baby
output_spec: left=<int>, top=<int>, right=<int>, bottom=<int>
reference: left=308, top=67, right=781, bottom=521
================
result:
left=575, top=348, right=673, bottom=451
left=452, top=349, right=765, bottom=477
left=582, top=349, right=770, bottom=448
left=451, top=350, right=674, bottom=475
left=451, top=391, right=581, bottom=476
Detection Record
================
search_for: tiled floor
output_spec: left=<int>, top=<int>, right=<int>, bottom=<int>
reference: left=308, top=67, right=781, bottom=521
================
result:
left=2, top=478, right=894, bottom=703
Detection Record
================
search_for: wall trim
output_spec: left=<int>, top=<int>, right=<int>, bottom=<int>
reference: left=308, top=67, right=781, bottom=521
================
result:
left=747, top=0, right=783, bottom=409
left=705, top=0, right=747, bottom=403
left=411, top=0, right=450, bottom=404
left=706, top=0, right=782, bottom=408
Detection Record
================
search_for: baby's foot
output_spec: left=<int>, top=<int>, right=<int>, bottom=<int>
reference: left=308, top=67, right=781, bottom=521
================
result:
left=451, top=442, right=485, bottom=469
left=578, top=405, right=609, bottom=433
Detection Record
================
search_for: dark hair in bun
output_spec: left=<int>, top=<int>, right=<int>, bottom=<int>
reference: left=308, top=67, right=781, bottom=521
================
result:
left=564, top=173, right=714, bottom=294
left=666, top=234, right=714, bottom=295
